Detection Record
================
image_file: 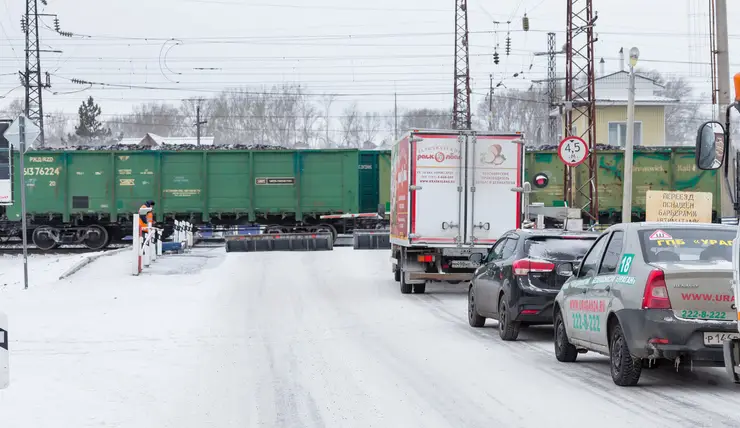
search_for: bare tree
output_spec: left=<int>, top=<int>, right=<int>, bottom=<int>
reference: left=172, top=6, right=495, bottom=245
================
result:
left=108, top=102, right=185, bottom=137
left=340, top=103, right=361, bottom=147
left=0, top=98, right=23, bottom=119
left=474, top=89, right=548, bottom=145
left=359, top=112, right=382, bottom=146
left=637, top=68, right=703, bottom=145
left=179, top=97, right=212, bottom=138
left=296, top=92, right=319, bottom=147
left=398, top=108, right=453, bottom=131
left=319, top=94, right=336, bottom=147
left=44, top=111, right=68, bottom=146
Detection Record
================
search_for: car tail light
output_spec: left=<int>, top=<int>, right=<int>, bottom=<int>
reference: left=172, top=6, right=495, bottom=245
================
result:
left=417, top=255, right=434, bottom=263
left=512, top=259, right=555, bottom=276
left=649, top=338, right=669, bottom=345
left=642, top=269, right=672, bottom=309
left=520, top=309, right=540, bottom=315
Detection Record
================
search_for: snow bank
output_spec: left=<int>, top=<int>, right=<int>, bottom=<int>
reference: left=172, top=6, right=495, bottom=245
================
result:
left=0, top=247, right=228, bottom=427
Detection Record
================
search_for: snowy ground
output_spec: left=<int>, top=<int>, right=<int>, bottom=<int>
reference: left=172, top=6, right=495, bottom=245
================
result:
left=0, top=247, right=739, bottom=428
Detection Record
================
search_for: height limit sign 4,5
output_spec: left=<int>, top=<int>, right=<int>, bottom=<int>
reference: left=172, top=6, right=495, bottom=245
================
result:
left=558, top=136, right=589, bottom=167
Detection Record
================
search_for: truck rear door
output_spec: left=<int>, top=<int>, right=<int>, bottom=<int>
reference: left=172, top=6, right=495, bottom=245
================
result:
left=409, top=132, right=466, bottom=245
left=465, top=134, right=523, bottom=246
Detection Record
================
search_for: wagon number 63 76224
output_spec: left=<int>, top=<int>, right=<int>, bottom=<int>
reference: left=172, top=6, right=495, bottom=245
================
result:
left=24, top=167, right=61, bottom=176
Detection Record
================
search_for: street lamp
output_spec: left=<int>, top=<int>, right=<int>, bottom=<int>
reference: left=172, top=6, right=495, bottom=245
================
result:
left=622, top=47, right=639, bottom=223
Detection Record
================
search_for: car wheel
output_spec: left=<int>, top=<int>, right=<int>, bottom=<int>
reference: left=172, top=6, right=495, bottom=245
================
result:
left=610, top=323, right=642, bottom=386
left=413, top=283, right=426, bottom=294
left=468, top=287, right=486, bottom=328
left=498, top=295, right=520, bottom=341
left=554, top=309, right=578, bottom=362
left=400, top=271, right=412, bottom=294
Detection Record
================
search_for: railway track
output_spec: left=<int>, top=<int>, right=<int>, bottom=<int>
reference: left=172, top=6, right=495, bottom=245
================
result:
left=0, top=244, right=131, bottom=256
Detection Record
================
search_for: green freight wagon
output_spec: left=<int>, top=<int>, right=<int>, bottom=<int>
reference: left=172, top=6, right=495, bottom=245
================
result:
left=5, top=149, right=375, bottom=250
left=524, top=147, right=722, bottom=223
left=357, top=150, right=391, bottom=214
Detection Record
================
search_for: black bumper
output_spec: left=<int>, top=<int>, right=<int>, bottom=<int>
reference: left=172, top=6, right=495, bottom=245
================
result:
left=617, top=309, right=737, bottom=366
left=511, top=279, right=559, bottom=324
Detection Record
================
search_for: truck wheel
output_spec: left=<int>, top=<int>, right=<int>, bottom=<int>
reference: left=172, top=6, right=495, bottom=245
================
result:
left=554, top=309, right=578, bottom=362
left=468, top=287, right=486, bottom=328
left=413, top=283, right=426, bottom=294
left=498, top=296, right=520, bottom=341
left=609, top=323, right=642, bottom=386
left=400, top=272, right=412, bottom=294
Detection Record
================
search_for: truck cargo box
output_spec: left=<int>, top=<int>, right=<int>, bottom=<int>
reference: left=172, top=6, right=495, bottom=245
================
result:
left=390, top=130, right=524, bottom=248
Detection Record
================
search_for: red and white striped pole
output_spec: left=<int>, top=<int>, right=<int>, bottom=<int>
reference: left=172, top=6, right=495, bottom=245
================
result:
left=132, top=213, right=142, bottom=276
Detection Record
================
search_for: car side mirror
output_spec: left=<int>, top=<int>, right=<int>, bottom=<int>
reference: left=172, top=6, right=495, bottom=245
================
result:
left=696, top=121, right=726, bottom=171
left=469, top=253, right=484, bottom=264
left=558, top=262, right=576, bottom=277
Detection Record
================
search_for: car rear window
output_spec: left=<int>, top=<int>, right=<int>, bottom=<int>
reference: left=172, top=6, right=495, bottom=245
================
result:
left=524, top=237, right=596, bottom=261
left=638, top=227, right=736, bottom=263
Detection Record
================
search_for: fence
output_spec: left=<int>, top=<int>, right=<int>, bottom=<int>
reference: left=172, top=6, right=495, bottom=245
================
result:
left=132, top=213, right=196, bottom=275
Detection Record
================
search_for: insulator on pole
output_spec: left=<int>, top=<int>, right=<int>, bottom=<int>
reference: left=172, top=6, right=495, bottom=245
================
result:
left=522, top=14, right=530, bottom=31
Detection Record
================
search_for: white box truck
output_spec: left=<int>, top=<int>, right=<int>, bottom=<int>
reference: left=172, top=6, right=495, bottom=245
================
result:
left=390, top=129, right=525, bottom=294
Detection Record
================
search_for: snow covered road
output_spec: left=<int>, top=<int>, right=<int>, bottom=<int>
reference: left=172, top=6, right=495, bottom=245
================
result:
left=1, top=247, right=740, bottom=427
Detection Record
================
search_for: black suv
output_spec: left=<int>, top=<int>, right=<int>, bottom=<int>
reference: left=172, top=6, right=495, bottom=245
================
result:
left=467, top=229, right=598, bottom=341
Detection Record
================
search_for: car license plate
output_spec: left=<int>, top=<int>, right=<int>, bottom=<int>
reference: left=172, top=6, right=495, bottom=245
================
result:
left=703, top=332, right=740, bottom=346
left=442, top=248, right=475, bottom=257
left=450, top=260, right=480, bottom=269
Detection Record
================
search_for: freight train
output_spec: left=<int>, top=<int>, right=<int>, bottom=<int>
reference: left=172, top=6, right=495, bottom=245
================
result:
left=0, top=144, right=720, bottom=250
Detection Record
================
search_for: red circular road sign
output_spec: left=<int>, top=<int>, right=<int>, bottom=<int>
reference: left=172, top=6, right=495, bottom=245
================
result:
left=558, top=136, right=589, bottom=167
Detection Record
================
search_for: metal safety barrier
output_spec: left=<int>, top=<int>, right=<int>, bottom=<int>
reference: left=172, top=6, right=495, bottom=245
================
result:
left=173, top=220, right=194, bottom=249
left=352, top=229, right=391, bottom=250
left=225, top=232, right=334, bottom=252
left=132, top=207, right=164, bottom=276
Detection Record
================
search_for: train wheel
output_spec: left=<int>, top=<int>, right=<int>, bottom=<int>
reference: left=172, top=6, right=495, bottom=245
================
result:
left=82, top=225, right=109, bottom=251
left=313, top=224, right=337, bottom=241
left=264, top=225, right=286, bottom=234
left=32, top=227, right=58, bottom=251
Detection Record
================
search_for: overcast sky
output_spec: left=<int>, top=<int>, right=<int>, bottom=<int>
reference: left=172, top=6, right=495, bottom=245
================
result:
left=0, top=0, right=739, bottom=121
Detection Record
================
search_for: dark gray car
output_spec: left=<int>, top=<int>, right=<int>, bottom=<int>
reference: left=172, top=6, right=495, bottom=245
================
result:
left=552, top=222, right=739, bottom=386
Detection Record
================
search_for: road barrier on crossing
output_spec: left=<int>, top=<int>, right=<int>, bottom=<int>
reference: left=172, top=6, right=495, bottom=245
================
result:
left=353, top=229, right=391, bottom=250
left=224, top=232, right=334, bottom=252
left=132, top=207, right=163, bottom=276
left=173, top=220, right=194, bottom=249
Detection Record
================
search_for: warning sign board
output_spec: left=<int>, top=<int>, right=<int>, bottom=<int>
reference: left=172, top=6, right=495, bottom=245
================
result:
left=645, top=190, right=712, bottom=223
left=648, top=230, right=673, bottom=240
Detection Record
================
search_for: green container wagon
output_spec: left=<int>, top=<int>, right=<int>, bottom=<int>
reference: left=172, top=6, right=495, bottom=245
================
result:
left=525, top=147, right=721, bottom=223
left=6, top=148, right=365, bottom=249
left=357, top=149, right=392, bottom=214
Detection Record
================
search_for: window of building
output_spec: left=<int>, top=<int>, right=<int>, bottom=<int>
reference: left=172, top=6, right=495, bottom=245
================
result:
left=608, top=122, right=643, bottom=147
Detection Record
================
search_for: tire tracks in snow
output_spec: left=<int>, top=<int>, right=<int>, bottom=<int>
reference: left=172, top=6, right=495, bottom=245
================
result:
left=413, top=289, right=740, bottom=428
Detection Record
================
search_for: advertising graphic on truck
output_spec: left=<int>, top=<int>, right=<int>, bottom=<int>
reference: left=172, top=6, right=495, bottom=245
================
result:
left=390, top=130, right=524, bottom=295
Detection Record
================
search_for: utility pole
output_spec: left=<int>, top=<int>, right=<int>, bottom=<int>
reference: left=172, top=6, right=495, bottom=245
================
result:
left=452, top=0, right=471, bottom=130
left=23, top=0, right=44, bottom=146
left=488, top=74, right=494, bottom=131
left=565, top=0, right=599, bottom=222
left=623, top=48, right=639, bottom=223
left=18, top=116, right=29, bottom=290
left=714, top=0, right=733, bottom=216
left=394, top=92, right=398, bottom=140
left=195, top=105, right=207, bottom=146
left=533, top=33, right=566, bottom=145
